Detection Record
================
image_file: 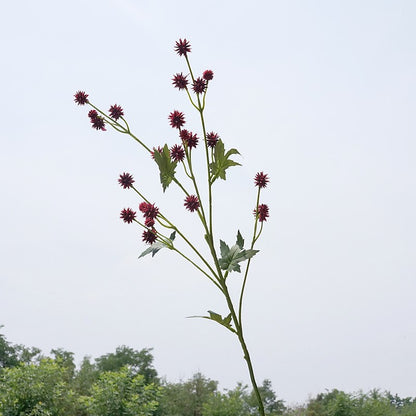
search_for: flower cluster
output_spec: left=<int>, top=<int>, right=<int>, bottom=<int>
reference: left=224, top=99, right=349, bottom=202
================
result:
left=88, top=110, right=106, bottom=131
left=180, top=130, right=199, bottom=149
left=172, top=73, right=189, bottom=90
left=139, top=202, right=159, bottom=244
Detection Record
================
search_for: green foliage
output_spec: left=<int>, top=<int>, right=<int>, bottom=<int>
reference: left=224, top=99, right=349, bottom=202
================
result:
left=153, top=144, right=177, bottom=192
left=0, top=327, right=40, bottom=369
left=0, top=359, right=76, bottom=416
left=218, top=231, right=259, bottom=273
left=157, top=372, right=218, bottom=416
left=95, top=345, right=158, bottom=384
left=83, top=367, right=161, bottom=416
left=209, top=139, right=241, bottom=182
left=202, top=383, right=250, bottom=416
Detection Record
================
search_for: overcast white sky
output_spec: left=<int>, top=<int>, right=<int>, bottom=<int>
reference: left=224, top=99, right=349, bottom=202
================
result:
left=1, top=0, right=415, bottom=405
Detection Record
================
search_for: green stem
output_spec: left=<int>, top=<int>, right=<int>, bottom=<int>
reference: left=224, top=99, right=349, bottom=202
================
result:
left=238, top=187, right=261, bottom=327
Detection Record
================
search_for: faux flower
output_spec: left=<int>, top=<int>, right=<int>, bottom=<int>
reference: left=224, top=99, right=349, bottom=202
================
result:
left=118, top=172, right=135, bottom=189
left=142, top=229, right=157, bottom=244
left=172, top=73, right=189, bottom=90
left=91, top=116, right=106, bottom=131
left=254, top=172, right=269, bottom=189
left=206, top=132, right=219, bottom=148
left=139, top=202, right=159, bottom=219
left=192, top=77, right=206, bottom=94
left=174, top=38, right=191, bottom=56
left=169, top=110, right=186, bottom=129
left=203, top=70, right=214, bottom=81
left=74, top=91, right=89, bottom=105
left=184, top=195, right=200, bottom=212
left=170, top=144, right=185, bottom=162
left=109, top=104, right=124, bottom=120
left=120, top=208, right=136, bottom=224
left=254, top=204, right=269, bottom=222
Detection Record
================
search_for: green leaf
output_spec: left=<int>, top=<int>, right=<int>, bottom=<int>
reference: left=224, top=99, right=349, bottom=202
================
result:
left=218, top=231, right=259, bottom=273
left=187, top=311, right=235, bottom=333
left=236, top=230, right=244, bottom=249
left=153, top=144, right=177, bottom=192
left=209, top=139, right=241, bottom=182
left=139, top=231, right=176, bottom=258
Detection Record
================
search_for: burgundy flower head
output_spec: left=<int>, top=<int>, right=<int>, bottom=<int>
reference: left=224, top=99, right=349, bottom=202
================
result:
left=91, top=116, right=106, bottom=131
left=109, top=104, right=124, bottom=120
left=203, top=70, right=214, bottom=81
left=254, top=172, right=269, bottom=189
left=120, top=208, right=136, bottom=224
left=172, top=73, right=189, bottom=90
left=192, top=77, right=206, bottom=94
left=184, top=195, right=200, bottom=212
left=145, top=217, right=155, bottom=228
left=118, top=172, right=135, bottom=189
left=142, top=228, right=157, bottom=245
left=139, top=202, right=159, bottom=219
left=254, top=204, right=269, bottom=222
left=170, top=144, right=185, bottom=162
left=74, top=91, right=89, bottom=105
left=174, top=38, right=191, bottom=56
left=206, top=132, right=219, bottom=148
left=169, top=110, right=186, bottom=129
left=88, top=109, right=98, bottom=119
left=186, top=132, right=199, bottom=149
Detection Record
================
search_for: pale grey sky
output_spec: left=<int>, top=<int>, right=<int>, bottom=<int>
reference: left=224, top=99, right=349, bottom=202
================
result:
left=1, top=0, right=415, bottom=404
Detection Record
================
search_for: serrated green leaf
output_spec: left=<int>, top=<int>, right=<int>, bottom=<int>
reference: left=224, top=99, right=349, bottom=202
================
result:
left=139, top=231, right=176, bottom=258
left=209, top=139, right=241, bottom=182
left=153, top=144, right=177, bottom=192
left=236, top=230, right=244, bottom=249
left=219, top=240, right=230, bottom=258
left=218, top=236, right=259, bottom=273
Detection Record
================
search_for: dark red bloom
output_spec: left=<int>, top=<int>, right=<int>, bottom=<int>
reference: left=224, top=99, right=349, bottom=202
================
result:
left=203, top=70, right=214, bottom=81
left=184, top=195, right=200, bottom=212
left=170, top=144, right=185, bottom=162
left=120, top=208, right=136, bottom=224
left=91, top=116, right=106, bottom=131
left=192, top=77, right=206, bottom=94
left=142, top=228, right=157, bottom=244
left=172, top=73, right=189, bottom=90
left=139, top=202, right=159, bottom=219
left=186, top=132, right=199, bottom=148
left=74, top=91, right=89, bottom=105
left=206, top=132, right=219, bottom=148
left=181, top=130, right=198, bottom=148
left=254, top=172, right=269, bottom=189
left=151, top=146, right=164, bottom=160
left=174, top=38, right=191, bottom=56
left=169, top=110, right=186, bottom=129
left=118, top=172, right=135, bottom=189
left=254, top=204, right=269, bottom=222
left=88, top=109, right=98, bottom=119
left=109, top=104, right=124, bottom=120
left=145, top=217, right=155, bottom=228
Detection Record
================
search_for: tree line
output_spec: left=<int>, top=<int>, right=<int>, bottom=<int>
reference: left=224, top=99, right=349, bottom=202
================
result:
left=1, top=327, right=415, bottom=415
